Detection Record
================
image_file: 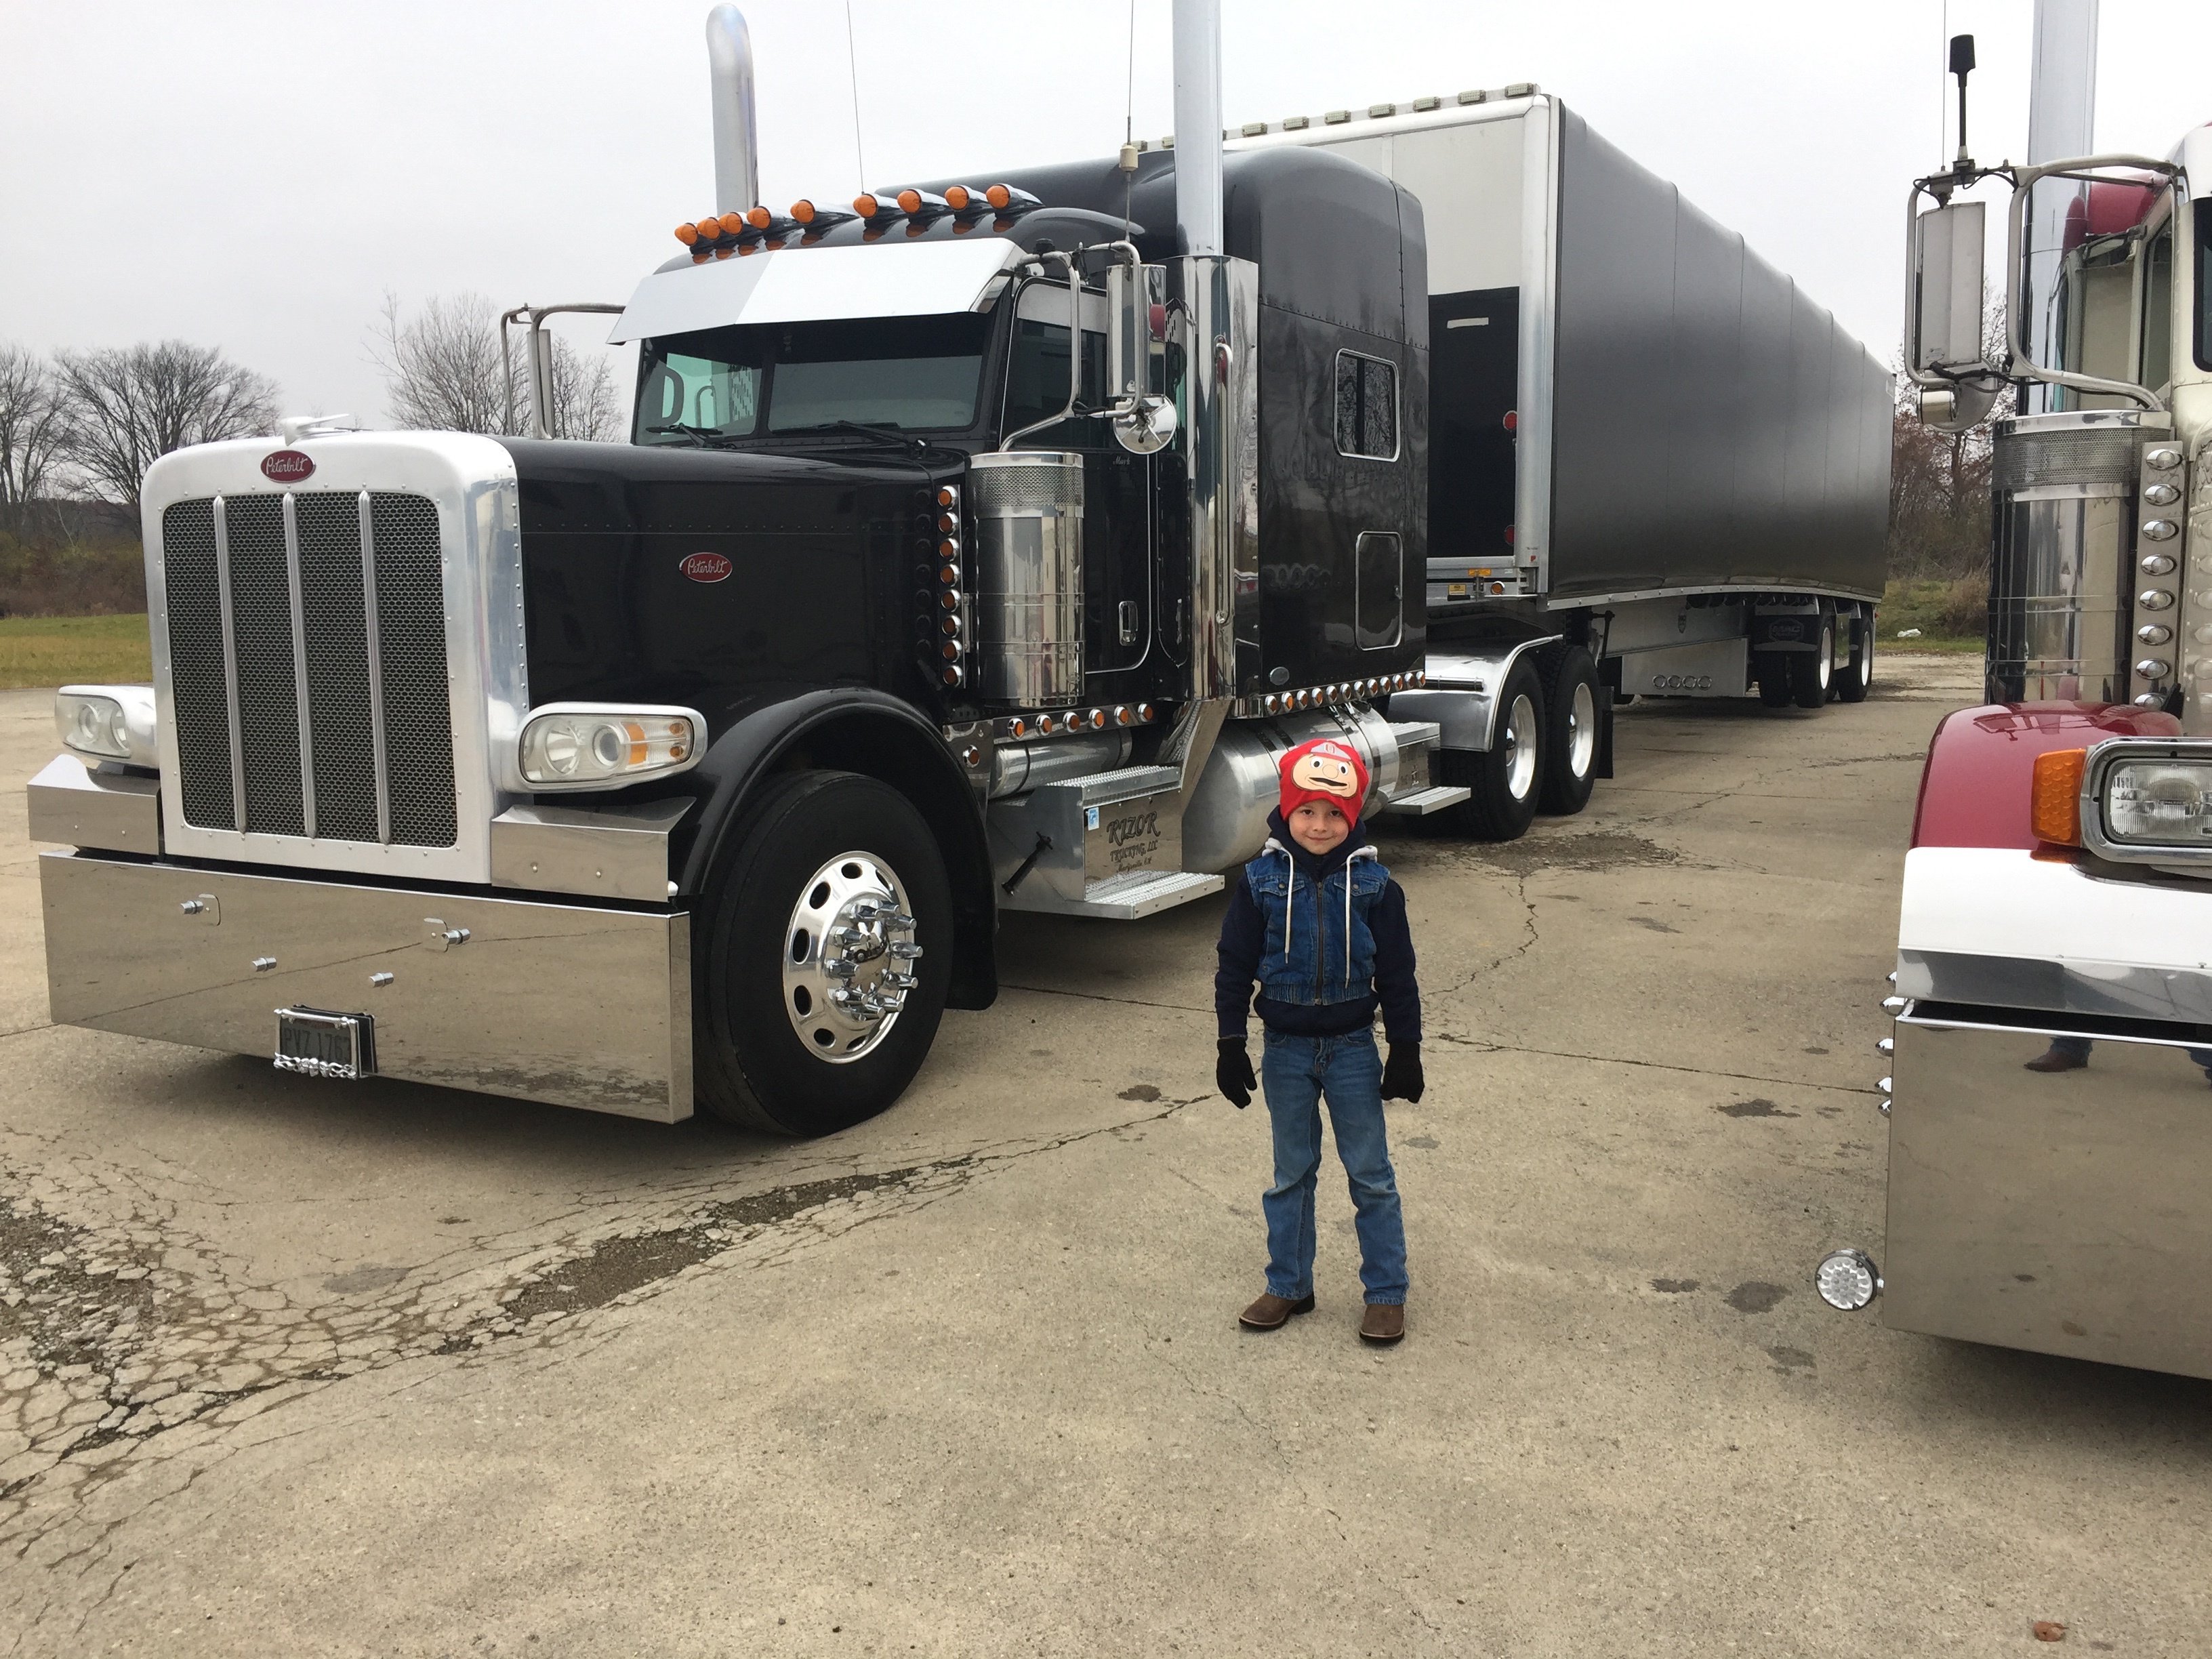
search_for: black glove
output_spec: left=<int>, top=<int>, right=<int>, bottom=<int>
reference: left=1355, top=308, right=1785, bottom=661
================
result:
left=1216, top=1038, right=1256, bottom=1108
left=1381, top=1042, right=1425, bottom=1103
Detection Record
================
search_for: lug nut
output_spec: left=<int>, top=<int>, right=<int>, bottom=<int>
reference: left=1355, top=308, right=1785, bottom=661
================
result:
left=1876, top=1037, right=1893, bottom=1055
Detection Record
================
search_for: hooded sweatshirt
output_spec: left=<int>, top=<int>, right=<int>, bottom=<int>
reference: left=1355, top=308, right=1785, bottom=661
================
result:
left=1214, top=808, right=1421, bottom=1044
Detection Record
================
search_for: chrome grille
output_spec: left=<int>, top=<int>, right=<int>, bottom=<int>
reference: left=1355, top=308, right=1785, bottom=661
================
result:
left=162, top=491, right=457, bottom=848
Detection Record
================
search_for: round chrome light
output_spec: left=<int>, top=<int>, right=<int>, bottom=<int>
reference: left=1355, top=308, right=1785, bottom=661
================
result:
left=2144, top=481, right=2180, bottom=506
left=2143, top=519, right=2179, bottom=542
left=2134, top=691, right=2168, bottom=708
left=1814, top=1248, right=1883, bottom=1311
left=2146, top=446, right=2182, bottom=471
left=2139, top=623, right=2175, bottom=646
left=1881, top=996, right=1906, bottom=1015
left=2141, top=590, right=2176, bottom=611
left=2136, top=657, right=2173, bottom=680
left=2142, top=553, right=2177, bottom=575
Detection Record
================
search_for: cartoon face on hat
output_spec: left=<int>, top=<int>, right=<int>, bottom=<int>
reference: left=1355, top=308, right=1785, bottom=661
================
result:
left=1277, top=737, right=1371, bottom=823
left=1290, top=741, right=1361, bottom=800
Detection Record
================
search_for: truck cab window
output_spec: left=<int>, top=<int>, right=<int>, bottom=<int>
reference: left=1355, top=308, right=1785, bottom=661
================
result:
left=1002, top=319, right=1107, bottom=443
left=633, top=313, right=992, bottom=445
left=1335, top=350, right=1398, bottom=459
left=2140, top=220, right=2174, bottom=390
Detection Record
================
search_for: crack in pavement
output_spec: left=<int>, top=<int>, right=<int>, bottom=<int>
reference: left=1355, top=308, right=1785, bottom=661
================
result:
left=0, top=1088, right=1213, bottom=1599
left=1426, top=1031, right=1878, bottom=1096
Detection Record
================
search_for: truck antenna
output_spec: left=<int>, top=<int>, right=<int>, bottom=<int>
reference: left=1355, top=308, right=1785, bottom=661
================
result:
left=845, top=1, right=867, bottom=194
left=1122, top=0, right=1139, bottom=237
left=1949, top=33, right=1975, bottom=172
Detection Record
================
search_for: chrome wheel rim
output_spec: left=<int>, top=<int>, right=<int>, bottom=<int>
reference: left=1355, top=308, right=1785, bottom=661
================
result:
left=1503, top=693, right=1538, bottom=800
left=781, top=852, right=920, bottom=1064
left=1565, top=681, right=1597, bottom=778
left=1817, top=627, right=1833, bottom=691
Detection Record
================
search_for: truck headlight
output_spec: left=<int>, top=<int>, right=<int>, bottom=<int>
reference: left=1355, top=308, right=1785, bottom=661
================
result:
left=55, top=684, right=158, bottom=767
left=2103, top=757, right=2212, bottom=844
left=517, top=703, right=704, bottom=790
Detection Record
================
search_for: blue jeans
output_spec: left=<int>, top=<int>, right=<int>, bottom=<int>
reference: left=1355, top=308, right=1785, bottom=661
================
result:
left=1259, top=1028, right=1408, bottom=1305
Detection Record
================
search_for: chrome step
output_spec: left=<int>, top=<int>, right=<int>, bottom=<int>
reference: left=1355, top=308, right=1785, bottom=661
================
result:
left=1001, top=867, right=1224, bottom=920
left=1378, top=783, right=1473, bottom=816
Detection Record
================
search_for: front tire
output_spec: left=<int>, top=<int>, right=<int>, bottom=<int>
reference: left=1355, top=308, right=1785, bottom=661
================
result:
left=695, top=771, right=953, bottom=1136
left=1445, top=654, right=1545, bottom=841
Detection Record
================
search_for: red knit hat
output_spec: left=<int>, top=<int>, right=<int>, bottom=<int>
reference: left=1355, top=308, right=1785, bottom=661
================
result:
left=1277, top=737, right=1370, bottom=823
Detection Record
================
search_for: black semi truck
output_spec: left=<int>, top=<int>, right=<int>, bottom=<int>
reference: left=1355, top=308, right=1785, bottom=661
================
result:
left=30, top=1, right=1889, bottom=1133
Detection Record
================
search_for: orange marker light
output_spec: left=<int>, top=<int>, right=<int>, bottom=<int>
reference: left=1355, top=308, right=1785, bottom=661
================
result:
left=745, top=205, right=772, bottom=228
left=854, top=192, right=882, bottom=217
left=897, top=188, right=923, bottom=213
left=695, top=218, right=724, bottom=241
left=790, top=199, right=817, bottom=224
left=674, top=222, right=701, bottom=246
left=945, top=185, right=978, bottom=211
left=2030, top=747, right=2087, bottom=845
left=985, top=183, right=1012, bottom=209
left=719, top=211, right=748, bottom=236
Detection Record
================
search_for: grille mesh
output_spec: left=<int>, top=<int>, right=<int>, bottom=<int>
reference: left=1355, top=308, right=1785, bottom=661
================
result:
left=222, top=495, right=306, bottom=838
left=294, top=494, right=380, bottom=842
left=369, top=494, right=457, bottom=847
left=160, top=499, right=235, bottom=831
left=163, top=489, right=456, bottom=849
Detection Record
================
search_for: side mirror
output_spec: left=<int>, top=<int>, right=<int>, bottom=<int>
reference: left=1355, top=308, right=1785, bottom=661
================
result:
left=1106, top=257, right=1177, bottom=454
left=1914, top=199, right=1987, bottom=373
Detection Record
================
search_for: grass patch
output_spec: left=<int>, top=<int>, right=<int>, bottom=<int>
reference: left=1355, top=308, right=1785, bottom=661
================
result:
left=1879, top=576, right=1986, bottom=654
left=0, top=613, right=152, bottom=690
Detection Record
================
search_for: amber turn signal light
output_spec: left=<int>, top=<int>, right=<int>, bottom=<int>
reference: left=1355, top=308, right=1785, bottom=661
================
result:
left=674, top=222, right=701, bottom=246
left=854, top=192, right=884, bottom=218
left=2030, top=747, right=2087, bottom=846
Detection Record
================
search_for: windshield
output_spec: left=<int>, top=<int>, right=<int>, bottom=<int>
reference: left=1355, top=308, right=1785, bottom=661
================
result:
left=634, top=312, right=994, bottom=445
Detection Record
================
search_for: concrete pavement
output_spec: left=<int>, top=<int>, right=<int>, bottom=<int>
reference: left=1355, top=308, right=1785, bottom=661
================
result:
left=2, top=659, right=2208, bottom=1656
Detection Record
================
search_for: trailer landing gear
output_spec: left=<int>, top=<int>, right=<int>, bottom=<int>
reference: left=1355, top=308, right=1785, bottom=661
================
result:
left=695, top=771, right=952, bottom=1136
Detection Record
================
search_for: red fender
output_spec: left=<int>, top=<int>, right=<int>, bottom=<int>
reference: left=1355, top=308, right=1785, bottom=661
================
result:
left=1910, top=701, right=2181, bottom=851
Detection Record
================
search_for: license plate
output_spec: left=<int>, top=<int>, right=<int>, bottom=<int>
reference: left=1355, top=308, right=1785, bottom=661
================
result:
left=273, top=1007, right=376, bottom=1079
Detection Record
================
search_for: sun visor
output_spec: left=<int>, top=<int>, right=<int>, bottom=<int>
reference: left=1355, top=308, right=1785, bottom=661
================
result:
left=607, top=239, right=1027, bottom=343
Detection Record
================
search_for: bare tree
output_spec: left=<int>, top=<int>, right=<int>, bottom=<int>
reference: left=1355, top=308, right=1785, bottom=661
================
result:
left=0, top=343, right=75, bottom=527
left=371, top=291, right=620, bottom=441
left=53, top=341, right=278, bottom=510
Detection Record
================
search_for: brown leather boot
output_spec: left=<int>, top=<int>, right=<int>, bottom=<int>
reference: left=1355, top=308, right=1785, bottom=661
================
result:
left=1359, top=1302, right=1406, bottom=1345
left=1239, top=1292, right=1315, bottom=1330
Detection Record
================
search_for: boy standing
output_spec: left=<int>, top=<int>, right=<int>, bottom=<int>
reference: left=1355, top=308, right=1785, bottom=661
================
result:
left=1214, top=737, right=1423, bottom=1345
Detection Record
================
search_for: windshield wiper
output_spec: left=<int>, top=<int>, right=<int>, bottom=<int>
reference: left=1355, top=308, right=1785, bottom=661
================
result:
left=775, top=419, right=924, bottom=453
left=644, top=422, right=727, bottom=447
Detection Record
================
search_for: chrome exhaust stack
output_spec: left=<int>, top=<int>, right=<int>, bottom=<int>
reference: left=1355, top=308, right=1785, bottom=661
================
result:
left=705, top=4, right=760, bottom=216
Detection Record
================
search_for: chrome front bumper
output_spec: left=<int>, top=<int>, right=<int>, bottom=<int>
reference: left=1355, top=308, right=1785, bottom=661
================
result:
left=39, top=851, right=692, bottom=1122
left=1885, top=1006, right=2212, bottom=1380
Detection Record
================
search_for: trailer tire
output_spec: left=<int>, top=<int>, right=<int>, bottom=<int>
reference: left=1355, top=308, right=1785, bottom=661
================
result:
left=1443, top=655, right=1546, bottom=841
left=695, top=770, right=953, bottom=1137
left=1755, top=657, right=1795, bottom=708
left=1788, top=610, right=1835, bottom=709
left=1537, top=644, right=1601, bottom=815
left=1835, top=613, right=1873, bottom=703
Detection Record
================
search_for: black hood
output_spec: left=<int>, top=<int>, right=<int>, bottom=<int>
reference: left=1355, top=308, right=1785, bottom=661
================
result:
left=499, top=437, right=959, bottom=716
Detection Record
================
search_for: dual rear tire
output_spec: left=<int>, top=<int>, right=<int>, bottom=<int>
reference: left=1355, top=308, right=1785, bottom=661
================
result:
left=1444, top=642, right=1600, bottom=840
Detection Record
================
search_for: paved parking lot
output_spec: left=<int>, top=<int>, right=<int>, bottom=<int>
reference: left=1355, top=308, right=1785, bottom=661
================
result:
left=3, top=657, right=2208, bottom=1657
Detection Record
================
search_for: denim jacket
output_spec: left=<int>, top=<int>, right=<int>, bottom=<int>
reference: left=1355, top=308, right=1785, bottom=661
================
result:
left=1244, top=838, right=1391, bottom=1008
left=1214, top=812, right=1421, bottom=1044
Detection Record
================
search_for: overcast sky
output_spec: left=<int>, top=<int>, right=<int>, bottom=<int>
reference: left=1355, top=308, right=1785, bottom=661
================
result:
left=5, top=1, right=2209, bottom=429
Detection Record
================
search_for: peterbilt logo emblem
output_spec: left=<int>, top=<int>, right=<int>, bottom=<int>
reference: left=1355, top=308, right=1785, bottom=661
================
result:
left=1768, top=619, right=1803, bottom=640
left=261, top=450, right=314, bottom=483
left=680, top=552, right=732, bottom=583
